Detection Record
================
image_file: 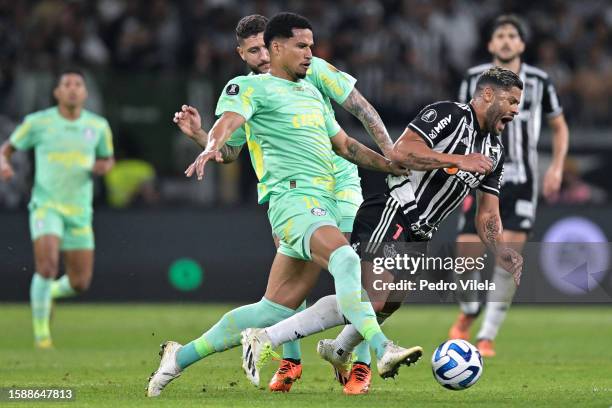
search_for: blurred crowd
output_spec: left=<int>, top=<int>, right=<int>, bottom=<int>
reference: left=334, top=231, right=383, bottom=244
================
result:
left=0, top=0, right=610, bottom=208
left=0, top=0, right=610, bottom=124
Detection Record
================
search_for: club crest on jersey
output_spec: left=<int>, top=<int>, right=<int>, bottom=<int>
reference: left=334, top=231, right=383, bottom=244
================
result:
left=83, top=127, right=95, bottom=141
left=311, top=207, right=327, bottom=216
left=428, top=115, right=452, bottom=140
left=421, top=109, right=437, bottom=123
left=226, top=84, right=240, bottom=95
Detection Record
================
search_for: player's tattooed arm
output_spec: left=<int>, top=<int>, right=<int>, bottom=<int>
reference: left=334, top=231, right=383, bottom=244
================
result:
left=475, top=191, right=523, bottom=285
left=342, top=88, right=394, bottom=156
left=331, top=129, right=408, bottom=175
left=390, top=129, right=493, bottom=173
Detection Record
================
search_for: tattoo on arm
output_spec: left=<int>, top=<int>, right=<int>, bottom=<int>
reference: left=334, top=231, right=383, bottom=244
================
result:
left=484, top=216, right=500, bottom=243
left=218, top=144, right=242, bottom=163
left=402, top=152, right=454, bottom=170
left=343, top=89, right=393, bottom=154
left=343, top=138, right=389, bottom=172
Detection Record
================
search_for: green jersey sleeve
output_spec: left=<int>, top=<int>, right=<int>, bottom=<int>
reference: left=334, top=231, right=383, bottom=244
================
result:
left=215, top=76, right=262, bottom=122
left=9, top=115, right=38, bottom=150
left=306, top=57, right=357, bottom=105
left=226, top=126, right=247, bottom=147
left=324, top=106, right=341, bottom=137
left=96, top=119, right=114, bottom=158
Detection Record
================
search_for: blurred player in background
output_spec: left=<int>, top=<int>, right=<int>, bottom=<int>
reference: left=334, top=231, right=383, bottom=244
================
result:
left=147, top=12, right=416, bottom=397
left=173, top=14, right=394, bottom=394
left=449, top=15, right=569, bottom=356
left=0, top=69, right=114, bottom=348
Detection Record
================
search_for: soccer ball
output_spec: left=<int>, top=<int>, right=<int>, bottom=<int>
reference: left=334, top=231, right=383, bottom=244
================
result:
left=432, top=339, right=483, bottom=390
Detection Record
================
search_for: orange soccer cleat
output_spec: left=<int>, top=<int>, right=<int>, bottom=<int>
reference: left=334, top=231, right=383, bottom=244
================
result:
left=268, top=359, right=302, bottom=392
left=343, top=363, right=372, bottom=395
left=448, top=312, right=476, bottom=340
left=477, top=339, right=496, bottom=357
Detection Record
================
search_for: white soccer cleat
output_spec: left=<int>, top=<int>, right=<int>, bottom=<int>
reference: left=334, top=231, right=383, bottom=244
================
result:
left=376, top=341, right=423, bottom=379
left=241, top=328, right=279, bottom=387
left=146, top=341, right=183, bottom=397
left=316, top=339, right=353, bottom=385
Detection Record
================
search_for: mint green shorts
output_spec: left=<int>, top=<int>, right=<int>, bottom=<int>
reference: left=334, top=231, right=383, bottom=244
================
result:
left=334, top=185, right=363, bottom=233
left=268, top=192, right=342, bottom=260
left=29, top=206, right=94, bottom=250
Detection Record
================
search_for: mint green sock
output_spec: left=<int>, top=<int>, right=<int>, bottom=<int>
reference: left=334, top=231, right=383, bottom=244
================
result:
left=176, top=297, right=297, bottom=369
left=353, top=341, right=372, bottom=365
left=328, top=246, right=389, bottom=358
left=30, top=273, right=53, bottom=342
left=51, top=275, right=77, bottom=299
left=282, top=300, right=305, bottom=361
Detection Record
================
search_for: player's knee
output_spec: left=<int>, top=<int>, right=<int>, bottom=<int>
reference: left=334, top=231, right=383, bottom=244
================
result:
left=36, top=259, right=59, bottom=278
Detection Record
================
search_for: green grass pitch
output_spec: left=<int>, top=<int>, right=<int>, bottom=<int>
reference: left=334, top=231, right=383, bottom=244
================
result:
left=1, top=304, right=611, bottom=407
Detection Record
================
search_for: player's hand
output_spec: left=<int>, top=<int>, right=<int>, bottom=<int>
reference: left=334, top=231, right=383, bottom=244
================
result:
left=0, top=160, right=14, bottom=181
left=388, top=161, right=411, bottom=176
left=456, top=153, right=493, bottom=174
left=496, top=247, right=523, bottom=286
left=173, top=105, right=202, bottom=139
left=542, top=165, right=563, bottom=200
left=184, top=149, right=224, bottom=180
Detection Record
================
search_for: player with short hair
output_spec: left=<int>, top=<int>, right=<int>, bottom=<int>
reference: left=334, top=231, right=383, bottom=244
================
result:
left=449, top=15, right=569, bottom=357
left=173, top=14, right=393, bottom=393
left=247, top=67, right=524, bottom=394
left=0, top=69, right=114, bottom=348
left=147, top=12, right=416, bottom=397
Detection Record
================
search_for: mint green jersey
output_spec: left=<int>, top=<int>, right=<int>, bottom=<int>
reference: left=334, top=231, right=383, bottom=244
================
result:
left=10, top=107, right=114, bottom=216
left=216, top=73, right=341, bottom=203
left=225, top=57, right=360, bottom=197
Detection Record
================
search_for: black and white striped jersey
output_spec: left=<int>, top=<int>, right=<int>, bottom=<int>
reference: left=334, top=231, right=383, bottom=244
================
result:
left=387, top=101, right=505, bottom=240
left=458, top=63, right=562, bottom=192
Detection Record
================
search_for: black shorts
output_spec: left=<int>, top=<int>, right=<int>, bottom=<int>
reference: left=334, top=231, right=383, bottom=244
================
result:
left=350, top=194, right=427, bottom=263
left=458, top=183, right=536, bottom=234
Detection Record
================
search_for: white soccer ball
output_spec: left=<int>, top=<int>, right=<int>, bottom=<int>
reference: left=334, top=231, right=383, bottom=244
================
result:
left=432, top=339, right=483, bottom=390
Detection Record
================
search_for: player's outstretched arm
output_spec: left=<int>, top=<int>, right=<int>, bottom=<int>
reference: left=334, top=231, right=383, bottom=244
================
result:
left=173, top=104, right=243, bottom=163
left=331, top=129, right=407, bottom=175
left=390, top=129, right=493, bottom=173
left=474, top=191, right=523, bottom=285
left=185, top=111, right=245, bottom=180
left=0, top=141, right=16, bottom=181
left=542, top=114, right=569, bottom=200
left=341, top=88, right=394, bottom=156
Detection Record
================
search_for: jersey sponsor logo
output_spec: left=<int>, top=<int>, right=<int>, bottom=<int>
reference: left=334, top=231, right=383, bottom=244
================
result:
left=226, top=84, right=240, bottom=95
left=311, top=207, right=327, bottom=216
left=428, top=115, right=452, bottom=139
left=421, top=109, right=437, bottom=123
left=454, top=169, right=482, bottom=189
